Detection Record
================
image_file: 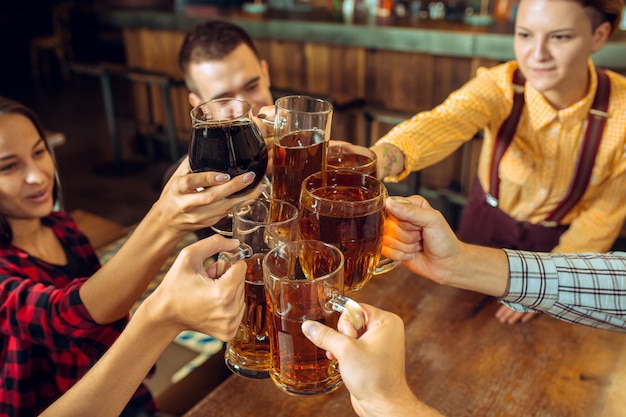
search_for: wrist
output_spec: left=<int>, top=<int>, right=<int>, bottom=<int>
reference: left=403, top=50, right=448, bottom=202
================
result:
left=134, top=294, right=182, bottom=340
left=446, top=243, right=509, bottom=296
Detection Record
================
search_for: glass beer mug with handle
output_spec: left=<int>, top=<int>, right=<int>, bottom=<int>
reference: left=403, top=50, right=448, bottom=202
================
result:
left=298, top=170, right=399, bottom=294
left=327, top=142, right=378, bottom=176
left=267, top=95, right=333, bottom=208
left=189, top=97, right=269, bottom=236
left=224, top=198, right=299, bottom=379
left=263, top=240, right=366, bottom=396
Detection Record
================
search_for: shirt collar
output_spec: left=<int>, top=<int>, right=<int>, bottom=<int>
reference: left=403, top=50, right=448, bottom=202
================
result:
left=523, top=60, right=597, bottom=130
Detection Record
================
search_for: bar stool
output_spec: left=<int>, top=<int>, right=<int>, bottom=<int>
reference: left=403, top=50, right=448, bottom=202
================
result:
left=70, top=62, right=182, bottom=175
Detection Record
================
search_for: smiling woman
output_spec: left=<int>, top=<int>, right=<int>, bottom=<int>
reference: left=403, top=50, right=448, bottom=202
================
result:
left=0, top=95, right=266, bottom=416
left=369, top=0, right=626, bottom=325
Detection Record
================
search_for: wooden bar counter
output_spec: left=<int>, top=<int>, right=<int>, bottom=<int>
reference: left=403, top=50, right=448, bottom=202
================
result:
left=184, top=265, right=626, bottom=417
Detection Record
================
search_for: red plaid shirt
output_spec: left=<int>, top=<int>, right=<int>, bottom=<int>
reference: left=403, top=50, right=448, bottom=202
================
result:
left=0, top=212, right=156, bottom=416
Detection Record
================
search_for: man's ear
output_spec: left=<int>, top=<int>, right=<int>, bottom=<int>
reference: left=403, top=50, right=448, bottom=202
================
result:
left=188, top=92, right=203, bottom=108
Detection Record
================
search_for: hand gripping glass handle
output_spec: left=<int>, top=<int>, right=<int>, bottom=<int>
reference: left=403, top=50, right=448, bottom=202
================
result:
left=214, top=243, right=254, bottom=278
left=327, top=295, right=367, bottom=333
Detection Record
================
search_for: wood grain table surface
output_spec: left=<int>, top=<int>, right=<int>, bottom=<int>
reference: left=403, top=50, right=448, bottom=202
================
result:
left=184, top=265, right=626, bottom=417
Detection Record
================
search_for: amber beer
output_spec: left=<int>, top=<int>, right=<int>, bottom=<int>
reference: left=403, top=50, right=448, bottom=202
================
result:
left=224, top=254, right=269, bottom=377
left=270, top=95, right=333, bottom=207
left=224, top=198, right=300, bottom=379
left=327, top=143, right=378, bottom=176
left=272, top=129, right=326, bottom=207
left=263, top=240, right=349, bottom=396
left=267, top=292, right=341, bottom=395
left=299, top=171, right=388, bottom=293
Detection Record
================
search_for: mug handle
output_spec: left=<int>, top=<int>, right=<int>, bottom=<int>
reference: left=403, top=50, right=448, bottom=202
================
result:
left=373, top=195, right=412, bottom=275
left=214, top=243, right=254, bottom=277
left=327, top=295, right=367, bottom=333
left=375, top=257, right=400, bottom=275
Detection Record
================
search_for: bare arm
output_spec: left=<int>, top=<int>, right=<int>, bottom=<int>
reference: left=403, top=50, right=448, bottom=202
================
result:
left=41, top=236, right=246, bottom=417
left=80, top=158, right=264, bottom=324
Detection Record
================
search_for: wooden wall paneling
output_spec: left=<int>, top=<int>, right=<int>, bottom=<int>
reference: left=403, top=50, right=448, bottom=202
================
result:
left=364, top=49, right=434, bottom=113
left=303, top=42, right=330, bottom=96
left=431, top=55, right=473, bottom=106
left=267, top=39, right=307, bottom=94
left=123, top=28, right=189, bottom=144
left=135, top=28, right=184, bottom=76
left=328, top=44, right=366, bottom=102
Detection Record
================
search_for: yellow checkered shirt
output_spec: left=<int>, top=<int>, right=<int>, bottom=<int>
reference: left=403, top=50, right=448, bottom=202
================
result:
left=377, top=60, right=626, bottom=252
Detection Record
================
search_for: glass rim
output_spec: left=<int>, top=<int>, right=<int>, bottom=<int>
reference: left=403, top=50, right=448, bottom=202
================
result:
left=275, top=95, right=333, bottom=115
left=263, top=240, right=345, bottom=284
left=301, top=170, right=387, bottom=206
left=232, top=197, right=299, bottom=228
left=327, top=143, right=378, bottom=169
left=189, top=97, right=252, bottom=124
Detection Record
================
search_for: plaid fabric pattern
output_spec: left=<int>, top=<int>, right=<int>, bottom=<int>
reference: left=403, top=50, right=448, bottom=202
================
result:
left=378, top=60, right=626, bottom=253
left=502, top=249, right=626, bottom=332
left=0, top=212, right=155, bottom=416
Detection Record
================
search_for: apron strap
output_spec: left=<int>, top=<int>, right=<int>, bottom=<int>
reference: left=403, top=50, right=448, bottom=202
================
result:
left=486, top=68, right=611, bottom=225
left=544, top=68, right=611, bottom=224
left=487, top=69, right=525, bottom=207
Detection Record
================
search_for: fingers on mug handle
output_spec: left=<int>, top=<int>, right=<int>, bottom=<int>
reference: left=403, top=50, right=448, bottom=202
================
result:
left=215, top=243, right=254, bottom=277
left=375, top=257, right=400, bottom=275
left=256, top=113, right=275, bottom=127
left=328, top=295, right=367, bottom=333
left=390, top=195, right=414, bottom=206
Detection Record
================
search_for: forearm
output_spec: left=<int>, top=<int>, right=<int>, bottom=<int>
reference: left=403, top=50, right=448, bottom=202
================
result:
left=80, top=208, right=184, bottom=323
left=40, top=306, right=179, bottom=417
left=359, top=387, right=444, bottom=417
left=441, top=243, right=509, bottom=297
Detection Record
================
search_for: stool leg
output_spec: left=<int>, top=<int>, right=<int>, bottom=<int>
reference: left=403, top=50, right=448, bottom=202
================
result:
left=99, top=71, right=122, bottom=173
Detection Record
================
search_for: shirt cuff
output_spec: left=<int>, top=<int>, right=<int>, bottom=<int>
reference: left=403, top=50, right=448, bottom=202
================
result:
left=499, top=249, right=559, bottom=312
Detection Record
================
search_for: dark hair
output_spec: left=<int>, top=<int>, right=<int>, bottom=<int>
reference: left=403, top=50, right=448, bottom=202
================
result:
left=0, top=96, right=59, bottom=244
left=576, top=0, right=623, bottom=35
left=178, top=20, right=261, bottom=94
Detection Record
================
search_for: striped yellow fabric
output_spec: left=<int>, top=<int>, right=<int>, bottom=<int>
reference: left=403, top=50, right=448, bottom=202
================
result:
left=377, top=60, right=626, bottom=253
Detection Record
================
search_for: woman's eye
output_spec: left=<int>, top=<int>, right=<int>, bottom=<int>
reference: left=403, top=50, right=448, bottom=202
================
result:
left=0, top=162, right=17, bottom=173
left=33, top=147, right=47, bottom=158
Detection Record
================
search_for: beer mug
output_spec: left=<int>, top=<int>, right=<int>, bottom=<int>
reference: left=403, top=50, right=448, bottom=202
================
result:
left=269, top=95, right=333, bottom=208
left=263, top=240, right=366, bottom=396
left=327, top=142, right=378, bottom=176
left=224, top=198, right=299, bottom=379
left=299, top=170, right=399, bottom=294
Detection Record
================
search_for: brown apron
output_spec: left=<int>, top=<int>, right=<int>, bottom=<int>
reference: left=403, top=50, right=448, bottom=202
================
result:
left=458, top=68, right=611, bottom=252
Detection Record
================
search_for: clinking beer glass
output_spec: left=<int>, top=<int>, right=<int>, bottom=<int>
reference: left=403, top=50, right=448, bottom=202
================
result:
left=270, top=95, right=333, bottom=208
left=223, top=198, right=299, bottom=379
left=263, top=240, right=366, bottom=395
left=298, top=170, right=399, bottom=294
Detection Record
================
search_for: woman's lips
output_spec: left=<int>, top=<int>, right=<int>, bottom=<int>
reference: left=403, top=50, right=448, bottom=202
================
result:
left=25, top=188, right=51, bottom=204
